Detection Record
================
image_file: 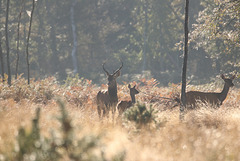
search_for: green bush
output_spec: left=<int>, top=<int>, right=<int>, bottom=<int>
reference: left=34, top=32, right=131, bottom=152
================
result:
left=7, top=99, right=125, bottom=161
left=123, top=103, right=158, bottom=129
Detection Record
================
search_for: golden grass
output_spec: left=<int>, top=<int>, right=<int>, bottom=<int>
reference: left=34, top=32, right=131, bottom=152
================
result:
left=0, top=77, right=240, bottom=161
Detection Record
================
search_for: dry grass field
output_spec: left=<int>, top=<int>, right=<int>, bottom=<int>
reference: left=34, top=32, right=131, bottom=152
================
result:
left=0, top=76, right=240, bottom=161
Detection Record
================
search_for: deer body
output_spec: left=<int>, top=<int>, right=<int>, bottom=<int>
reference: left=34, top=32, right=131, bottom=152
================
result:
left=185, top=74, right=235, bottom=109
left=96, top=61, right=123, bottom=118
left=117, top=84, right=139, bottom=116
left=97, top=84, right=118, bottom=117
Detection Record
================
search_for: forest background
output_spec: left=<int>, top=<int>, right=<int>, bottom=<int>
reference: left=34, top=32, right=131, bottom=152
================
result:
left=0, top=0, right=239, bottom=85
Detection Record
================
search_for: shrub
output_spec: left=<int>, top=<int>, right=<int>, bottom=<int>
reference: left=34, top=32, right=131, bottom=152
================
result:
left=8, top=99, right=125, bottom=161
left=0, top=76, right=55, bottom=104
left=123, top=103, right=158, bottom=129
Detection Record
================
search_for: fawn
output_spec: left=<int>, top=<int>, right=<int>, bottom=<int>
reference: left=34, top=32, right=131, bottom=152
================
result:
left=117, top=84, right=139, bottom=116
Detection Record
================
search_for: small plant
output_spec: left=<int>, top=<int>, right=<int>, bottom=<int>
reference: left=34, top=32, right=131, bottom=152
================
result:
left=15, top=108, right=41, bottom=161
left=123, top=103, right=158, bottom=129
left=9, top=99, right=125, bottom=161
left=64, top=74, right=85, bottom=87
left=63, top=74, right=94, bottom=107
left=0, top=76, right=56, bottom=104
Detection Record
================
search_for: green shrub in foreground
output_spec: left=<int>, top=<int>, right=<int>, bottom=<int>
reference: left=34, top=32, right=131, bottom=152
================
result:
left=123, top=103, right=158, bottom=129
left=5, top=100, right=125, bottom=161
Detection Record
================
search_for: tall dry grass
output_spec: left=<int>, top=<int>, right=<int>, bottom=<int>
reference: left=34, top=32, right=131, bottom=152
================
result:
left=0, top=77, right=240, bottom=161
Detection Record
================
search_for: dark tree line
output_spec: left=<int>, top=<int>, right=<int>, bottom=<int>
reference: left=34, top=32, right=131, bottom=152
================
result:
left=0, top=0, right=239, bottom=86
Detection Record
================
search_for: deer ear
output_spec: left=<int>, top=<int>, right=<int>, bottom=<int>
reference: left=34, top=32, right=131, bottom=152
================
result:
left=114, top=70, right=121, bottom=78
left=231, top=75, right=236, bottom=80
left=221, top=74, right=225, bottom=79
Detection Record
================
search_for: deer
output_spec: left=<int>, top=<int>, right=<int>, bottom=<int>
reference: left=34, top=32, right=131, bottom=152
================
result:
left=96, top=60, right=123, bottom=118
left=185, top=74, right=235, bottom=109
left=117, top=84, right=139, bottom=116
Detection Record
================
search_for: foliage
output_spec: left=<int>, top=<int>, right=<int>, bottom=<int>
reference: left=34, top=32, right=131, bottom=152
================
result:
left=8, top=99, right=125, bottom=161
left=123, top=103, right=158, bottom=129
left=0, top=75, right=55, bottom=104
left=0, top=75, right=97, bottom=107
left=1, top=0, right=239, bottom=87
left=0, top=0, right=215, bottom=85
left=190, top=0, right=240, bottom=73
left=0, top=77, right=240, bottom=160
left=191, top=0, right=240, bottom=49
left=15, top=108, right=41, bottom=161
left=2, top=0, right=238, bottom=84
left=63, top=74, right=95, bottom=107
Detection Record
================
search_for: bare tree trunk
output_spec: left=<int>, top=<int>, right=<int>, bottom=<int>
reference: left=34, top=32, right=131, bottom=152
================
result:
left=5, top=0, right=11, bottom=86
left=15, top=0, right=25, bottom=79
left=0, top=32, right=4, bottom=81
left=142, top=0, right=148, bottom=72
left=0, top=0, right=4, bottom=81
left=180, top=0, right=189, bottom=121
left=26, top=0, right=36, bottom=84
left=70, top=0, right=78, bottom=74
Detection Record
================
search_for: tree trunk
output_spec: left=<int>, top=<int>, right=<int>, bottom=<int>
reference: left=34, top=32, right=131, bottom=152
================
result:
left=26, top=0, right=36, bottom=84
left=16, top=0, right=25, bottom=79
left=70, top=0, right=78, bottom=74
left=142, top=0, right=148, bottom=72
left=0, top=32, right=4, bottom=81
left=180, top=0, right=189, bottom=121
left=0, top=0, right=4, bottom=81
left=5, top=0, right=11, bottom=86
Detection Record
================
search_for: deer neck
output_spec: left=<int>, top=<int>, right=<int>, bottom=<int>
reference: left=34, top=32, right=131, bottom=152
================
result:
left=108, top=84, right=118, bottom=103
left=131, top=94, right=136, bottom=104
left=219, top=83, right=230, bottom=102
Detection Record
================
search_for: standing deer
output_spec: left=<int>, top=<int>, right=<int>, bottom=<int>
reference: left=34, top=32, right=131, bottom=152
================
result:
left=117, top=84, right=139, bottom=116
left=185, top=74, right=235, bottom=109
left=96, top=61, right=123, bottom=118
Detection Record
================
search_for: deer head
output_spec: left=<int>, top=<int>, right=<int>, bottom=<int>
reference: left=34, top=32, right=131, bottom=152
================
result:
left=221, top=74, right=235, bottom=88
left=128, top=84, right=139, bottom=103
left=128, top=84, right=139, bottom=95
left=103, top=60, right=123, bottom=88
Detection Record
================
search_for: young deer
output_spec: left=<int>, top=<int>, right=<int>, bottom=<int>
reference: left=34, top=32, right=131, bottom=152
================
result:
left=185, top=74, right=235, bottom=109
left=117, top=84, right=139, bottom=116
left=96, top=61, right=123, bottom=118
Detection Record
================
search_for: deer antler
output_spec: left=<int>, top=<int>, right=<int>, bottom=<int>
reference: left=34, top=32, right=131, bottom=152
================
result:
left=221, top=74, right=226, bottom=79
left=113, top=60, right=123, bottom=75
left=102, top=62, right=110, bottom=76
left=231, top=75, right=236, bottom=80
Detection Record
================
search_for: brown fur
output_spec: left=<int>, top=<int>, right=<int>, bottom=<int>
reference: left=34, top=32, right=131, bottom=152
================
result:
left=96, top=61, right=123, bottom=118
left=117, top=84, right=139, bottom=116
left=185, top=74, right=235, bottom=109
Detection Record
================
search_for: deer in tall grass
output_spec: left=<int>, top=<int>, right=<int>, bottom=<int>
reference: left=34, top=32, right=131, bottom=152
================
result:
left=96, top=61, right=123, bottom=118
left=185, top=74, right=235, bottom=109
left=117, top=84, right=139, bottom=116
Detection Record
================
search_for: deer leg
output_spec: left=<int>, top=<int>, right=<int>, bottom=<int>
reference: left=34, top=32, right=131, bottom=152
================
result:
left=105, top=105, right=111, bottom=118
left=102, top=107, right=106, bottom=117
left=97, top=105, right=102, bottom=118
